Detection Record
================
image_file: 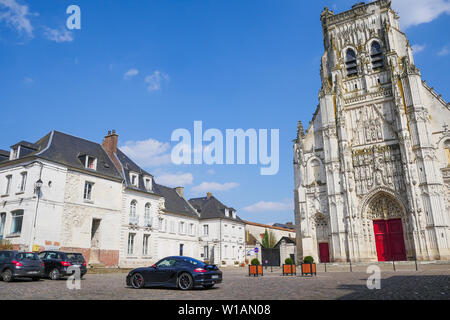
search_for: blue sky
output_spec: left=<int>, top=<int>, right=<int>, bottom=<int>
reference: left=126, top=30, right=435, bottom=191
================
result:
left=1, top=0, right=449, bottom=224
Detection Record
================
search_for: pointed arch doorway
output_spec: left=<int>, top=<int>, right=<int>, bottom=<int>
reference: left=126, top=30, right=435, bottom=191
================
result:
left=366, top=193, right=407, bottom=261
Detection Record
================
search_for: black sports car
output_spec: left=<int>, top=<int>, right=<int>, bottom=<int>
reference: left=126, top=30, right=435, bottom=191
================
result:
left=126, top=256, right=222, bottom=290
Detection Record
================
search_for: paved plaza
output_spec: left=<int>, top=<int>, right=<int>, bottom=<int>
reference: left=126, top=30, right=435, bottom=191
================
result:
left=0, top=263, right=448, bottom=300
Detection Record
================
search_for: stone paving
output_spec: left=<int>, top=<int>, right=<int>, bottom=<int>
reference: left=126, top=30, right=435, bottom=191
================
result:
left=0, top=264, right=448, bottom=300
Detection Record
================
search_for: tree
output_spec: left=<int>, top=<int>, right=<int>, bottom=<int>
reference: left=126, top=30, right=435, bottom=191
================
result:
left=261, top=229, right=277, bottom=248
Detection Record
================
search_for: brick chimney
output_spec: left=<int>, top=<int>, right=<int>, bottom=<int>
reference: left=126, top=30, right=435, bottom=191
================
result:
left=102, top=130, right=121, bottom=171
left=175, top=186, right=184, bottom=198
left=206, top=192, right=212, bottom=199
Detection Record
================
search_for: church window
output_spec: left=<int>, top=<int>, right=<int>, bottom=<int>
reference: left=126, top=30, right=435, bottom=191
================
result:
left=371, top=41, right=384, bottom=69
left=345, top=49, right=358, bottom=76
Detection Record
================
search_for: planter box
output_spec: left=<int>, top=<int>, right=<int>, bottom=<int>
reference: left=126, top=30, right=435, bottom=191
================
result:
left=282, top=264, right=296, bottom=276
left=248, top=265, right=264, bottom=277
left=301, top=263, right=316, bottom=276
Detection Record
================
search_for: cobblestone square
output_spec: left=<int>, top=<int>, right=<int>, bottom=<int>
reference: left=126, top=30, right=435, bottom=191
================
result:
left=0, top=264, right=448, bottom=300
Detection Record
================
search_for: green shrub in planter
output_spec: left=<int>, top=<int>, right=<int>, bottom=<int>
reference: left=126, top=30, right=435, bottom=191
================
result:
left=303, top=256, right=314, bottom=264
left=250, top=258, right=260, bottom=265
left=285, top=257, right=294, bottom=265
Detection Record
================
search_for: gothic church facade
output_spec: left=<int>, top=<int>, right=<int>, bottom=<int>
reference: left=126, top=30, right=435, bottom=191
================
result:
left=293, top=0, right=450, bottom=263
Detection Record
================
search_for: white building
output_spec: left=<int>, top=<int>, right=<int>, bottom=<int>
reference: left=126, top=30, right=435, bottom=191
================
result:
left=293, top=0, right=450, bottom=263
left=189, top=193, right=246, bottom=266
left=0, top=130, right=246, bottom=267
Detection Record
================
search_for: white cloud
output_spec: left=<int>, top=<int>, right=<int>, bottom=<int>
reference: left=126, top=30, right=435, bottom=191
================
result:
left=120, top=138, right=172, bottom=167
left=0, top=0, right=34, bottom=37
left=124, top=68, right=139, bottom=80
left=43, top=26, right=73, bottom=43
left=411, top=44, right=426, bottom=53
left=243, top=200, right=293, bottom=213
left=156, top=172, right=194, bottom=187
left=145, top=70, right=169, bottom=92
left=392, top=0, right=450, bottom=29
left=191, top=182, right=239, bottom=194
left=437, top=45, right=449, bottom=56
left=23, top=76, right=33, bottom=84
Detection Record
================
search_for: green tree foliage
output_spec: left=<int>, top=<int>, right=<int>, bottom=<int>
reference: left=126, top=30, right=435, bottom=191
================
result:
left=261, top=229, right=277, bottom=248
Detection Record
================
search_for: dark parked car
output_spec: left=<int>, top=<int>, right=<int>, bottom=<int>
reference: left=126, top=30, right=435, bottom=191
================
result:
left=38, top=251, right=87, bottom=280
left=126, top=256, right=223, bottom=290
left=0, top=251, right=44, bottom=282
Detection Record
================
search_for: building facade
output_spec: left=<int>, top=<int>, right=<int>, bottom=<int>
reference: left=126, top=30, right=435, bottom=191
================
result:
left=294, top=0, right=450, bottom=263
left=0, top=130, right=246, bottom=267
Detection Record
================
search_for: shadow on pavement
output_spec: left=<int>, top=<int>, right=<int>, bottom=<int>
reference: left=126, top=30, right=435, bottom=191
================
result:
left=337, top=275, right=450, bottom=300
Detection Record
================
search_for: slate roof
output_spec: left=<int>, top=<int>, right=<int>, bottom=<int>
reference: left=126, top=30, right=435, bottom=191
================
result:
left=188, top=196, right=244, bottom=222
left=153, top=184, right=199, bottom=218
left=272, top=223, right=296, bottom=230
left=1, top=130, right=198, bottom=219
left=115, top=149, right=155, bottom=193
left=36, top=131, right=123, bottom=180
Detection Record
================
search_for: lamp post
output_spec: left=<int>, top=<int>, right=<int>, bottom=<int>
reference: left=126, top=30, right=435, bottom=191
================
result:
left=29, top=174, right=43, bottom=252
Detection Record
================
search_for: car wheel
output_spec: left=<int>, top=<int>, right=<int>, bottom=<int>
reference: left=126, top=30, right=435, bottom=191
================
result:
left=203, top=284, right=214, bottom=289
left=130, top=273, right=145, bottom=289
left=32, top=277, right=40, bottom=281
left=49, top=268, right=60, bottom=280
left=2, top=269, right=13, bottom=282
left=177, top=272, right=193, bottom=290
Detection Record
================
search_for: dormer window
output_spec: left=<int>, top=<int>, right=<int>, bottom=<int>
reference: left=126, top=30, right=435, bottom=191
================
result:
left=345, top=48, right=358, bottom=77
left=79, top=155, right=97, bottom=170
left=371, top=41, right=384, bottom=70
left=225, top=209, right=230, bottom=217
left=10, top=147, right=18, bottom=160
left=86, top=156, right=97, bottom=170
left=130, top=173, right=139, bottom=188
left=232, top=210, right=236, bottom=219
left=144, top=177, right=152, bottom=191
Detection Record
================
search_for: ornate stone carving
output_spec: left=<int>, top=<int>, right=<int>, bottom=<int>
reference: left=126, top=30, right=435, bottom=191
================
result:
left=365, top=194, right=404, bottom=220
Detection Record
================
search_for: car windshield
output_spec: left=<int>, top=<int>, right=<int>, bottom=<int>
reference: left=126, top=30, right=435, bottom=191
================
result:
left=182, top=257, right=206, bottom=267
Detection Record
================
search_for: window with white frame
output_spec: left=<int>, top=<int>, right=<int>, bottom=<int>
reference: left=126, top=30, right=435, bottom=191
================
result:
left=203, top=245, right=209, bottom=259
left=127, top=233, right=135, bottom=255
left=5, top=175, right=12, bottom=195
left=179, top=221, right=185, bottom=234
left=129, top=200, right=138, bottom=225
left=19, top=172, right=27, bottom=193
left=144, top=203, right=152, bottom=227
left=143, top=234, right=150, bottom=256
left=10, top=210, right=24, bottom=235
left=189, top=223, right=194, bottom=235
left=0, top=213, right=6, bottom=240
left=144, top=177, right=152, bottom=191
left=85, top=156, right=97, bottom=170
left=203, top=224, right=209, bottom=236
left=130, top=173, right=138, bottom=187
left=83, top=181, right=93, bottom=201
left=170, top=220, right=175, bottom=233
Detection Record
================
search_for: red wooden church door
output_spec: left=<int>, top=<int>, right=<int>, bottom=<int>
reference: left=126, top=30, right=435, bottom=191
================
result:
left=373, top=219, right=406, bottom=261
left=319, top=243, right=330, bottom=263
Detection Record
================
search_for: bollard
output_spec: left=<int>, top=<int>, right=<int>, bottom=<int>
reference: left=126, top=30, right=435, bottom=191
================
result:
left=392, top=260, right=396, bottom=271
left=415, top=258, right=418, bottom=271
left=349, top=261, right=352, bottom=272
left=324, top=262, right=327, bottom=273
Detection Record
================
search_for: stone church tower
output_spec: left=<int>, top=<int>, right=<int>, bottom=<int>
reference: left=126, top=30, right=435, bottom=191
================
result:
left=293, top=0, right=450, bottom=263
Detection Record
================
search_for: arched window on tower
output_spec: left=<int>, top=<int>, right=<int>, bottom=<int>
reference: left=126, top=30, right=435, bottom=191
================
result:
left=345, top=48, right=358, bottom=77
left=371, top=41, right=384, bottom=70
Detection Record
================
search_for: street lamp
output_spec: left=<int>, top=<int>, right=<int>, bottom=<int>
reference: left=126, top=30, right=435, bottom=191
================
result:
left=34, top=179, right=43, bottom=196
